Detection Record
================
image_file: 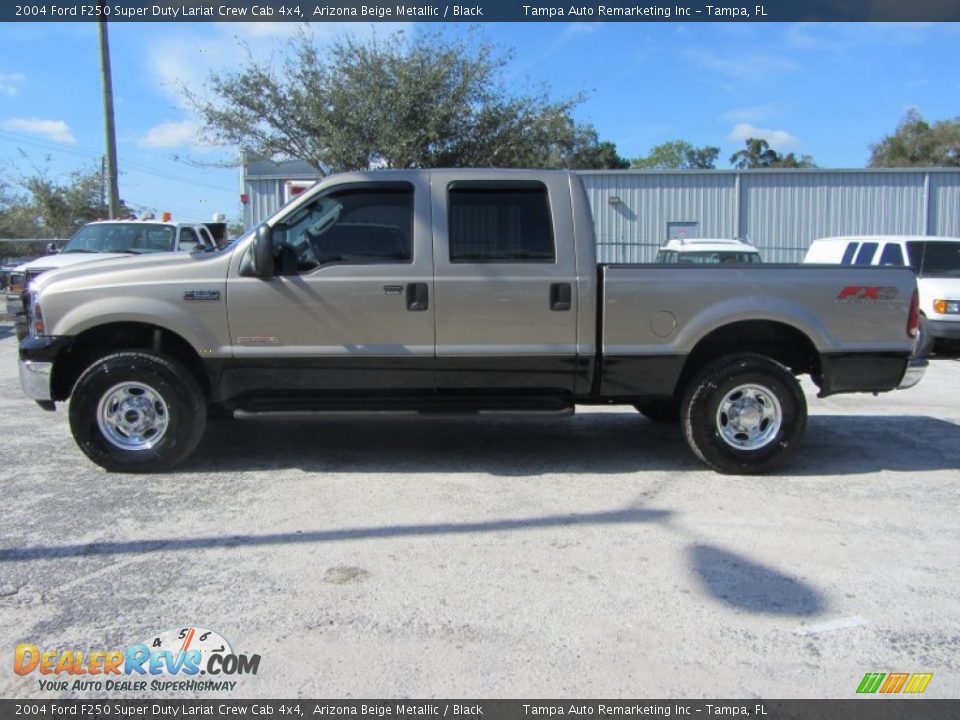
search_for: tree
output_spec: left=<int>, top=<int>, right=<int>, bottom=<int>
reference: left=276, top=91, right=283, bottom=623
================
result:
left=0, top=164, right=115, bottom=239
left=729, top=138, right=816, bottom=169
left=869, top=110, right=960, bottom=167
left=0, top=180, right=39, bottom=238
left=23, top=167, right=112, bottom=238
left=185, top=30, right=626, bottom=173
left=631, top=140, right=719, bottom=169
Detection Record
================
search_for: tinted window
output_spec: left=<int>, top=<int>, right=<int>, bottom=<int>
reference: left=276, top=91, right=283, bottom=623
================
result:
left=854, top=242, right=878, bottom=265
left=906, top=241, right=960, bottom=276
left=840, top=243, right=859, bottom=264
left=878, top=243, right=904, bottom=266
left=277, top=185, right=413, bottom=272
left=448, top=182, right=554, bottom=263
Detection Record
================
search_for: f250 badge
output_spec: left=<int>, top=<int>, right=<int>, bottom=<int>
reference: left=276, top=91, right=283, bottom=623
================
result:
left=183, top=290, right=221, bottom=302
left=836, top=286, right=898, bottom=303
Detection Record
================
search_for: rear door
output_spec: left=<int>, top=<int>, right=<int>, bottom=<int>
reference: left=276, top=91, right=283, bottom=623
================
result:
left=225, top=174, right=435, bottom=394
left=430, top=172, right=579, bottom=394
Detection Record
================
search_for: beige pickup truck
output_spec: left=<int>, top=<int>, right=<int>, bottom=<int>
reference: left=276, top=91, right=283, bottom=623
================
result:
left=18, top=170, right=925, bottom=474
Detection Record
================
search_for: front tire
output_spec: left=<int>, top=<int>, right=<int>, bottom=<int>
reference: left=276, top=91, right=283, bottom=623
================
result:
left=69, top=351, right=206, bottom=472
left=681, top=354, right=807, bottom=475
left=916, top=315, right=935, bottom=358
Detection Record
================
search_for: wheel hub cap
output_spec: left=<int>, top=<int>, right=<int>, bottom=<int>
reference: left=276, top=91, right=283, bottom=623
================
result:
left=96, top=382, right=169, bottom=451
left=716, top=384, right=783, bottom=450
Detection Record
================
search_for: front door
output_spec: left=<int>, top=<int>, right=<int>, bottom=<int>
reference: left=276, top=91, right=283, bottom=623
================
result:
left=224, top=175, right=435, bottom=401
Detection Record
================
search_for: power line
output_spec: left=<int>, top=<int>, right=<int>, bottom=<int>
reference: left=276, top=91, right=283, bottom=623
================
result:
left=0, top=128, right=235, bottom=192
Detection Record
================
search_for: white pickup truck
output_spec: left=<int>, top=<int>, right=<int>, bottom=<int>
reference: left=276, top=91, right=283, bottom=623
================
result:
left=6, top=218, right=221, bottom=339
left=19, top=170, right=925, bottom=475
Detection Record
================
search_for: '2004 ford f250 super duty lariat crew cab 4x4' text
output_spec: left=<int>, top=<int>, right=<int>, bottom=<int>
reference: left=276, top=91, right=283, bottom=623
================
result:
left=18, top=170, right=926, bottom=474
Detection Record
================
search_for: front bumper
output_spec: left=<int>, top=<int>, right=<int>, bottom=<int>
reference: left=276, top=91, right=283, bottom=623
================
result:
left=927, top=318, right=960, bottom=341
left=18, top=335, right=74, bottom=405
left=19, top=360, right=53, bottom=401
left=898, top=356, right=928, bottom=390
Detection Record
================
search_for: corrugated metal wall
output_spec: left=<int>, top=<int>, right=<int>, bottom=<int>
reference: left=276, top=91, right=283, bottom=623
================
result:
left=740, top=171, right=926, bottom=262
left=930, top=173, right=960, bottom=238
left=243, top=164, right=960, bottom=263
left=580, top=172, right=738, bottom=263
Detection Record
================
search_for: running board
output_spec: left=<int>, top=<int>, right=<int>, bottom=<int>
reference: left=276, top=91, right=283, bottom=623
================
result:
left=233, top=404, right=575, bottom=421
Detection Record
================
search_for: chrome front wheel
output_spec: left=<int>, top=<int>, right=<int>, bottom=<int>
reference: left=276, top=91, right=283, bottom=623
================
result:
left=96, top=382, right=170, bottom=450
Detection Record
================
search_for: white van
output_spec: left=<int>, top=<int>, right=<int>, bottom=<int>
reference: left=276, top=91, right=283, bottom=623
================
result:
left=655, top=238, right=762, bottom=264
left=804, top=235, right=960, bottom=354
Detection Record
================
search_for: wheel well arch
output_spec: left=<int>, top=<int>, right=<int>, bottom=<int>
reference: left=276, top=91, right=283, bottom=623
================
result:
left=676, top=320, right=821, bottom=395
left=51, top=322, right=210, bottom=401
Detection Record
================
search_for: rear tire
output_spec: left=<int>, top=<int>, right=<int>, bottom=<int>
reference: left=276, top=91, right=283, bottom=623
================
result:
left=69, top=351, right=206, bottom=472
left=681, top=354, right=806, bottom=475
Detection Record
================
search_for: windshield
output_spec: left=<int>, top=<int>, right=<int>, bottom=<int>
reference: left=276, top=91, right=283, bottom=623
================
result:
left=61, top=223, right=176, bottom=254
left=906, top=241, right=960, bottom=277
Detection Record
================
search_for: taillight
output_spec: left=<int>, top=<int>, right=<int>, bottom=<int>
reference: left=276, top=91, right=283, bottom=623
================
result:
left=907, top=290, right=919, bottom=338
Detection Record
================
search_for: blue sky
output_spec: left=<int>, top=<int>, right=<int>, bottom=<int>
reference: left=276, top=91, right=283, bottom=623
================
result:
left=1, top=21, right=958, bottom=227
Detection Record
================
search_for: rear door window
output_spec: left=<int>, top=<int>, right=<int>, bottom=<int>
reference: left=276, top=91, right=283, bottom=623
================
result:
left=447, top=181, right=555, bottom=263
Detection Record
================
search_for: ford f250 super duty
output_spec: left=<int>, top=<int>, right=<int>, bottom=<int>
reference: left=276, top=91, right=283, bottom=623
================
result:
left=18, top=170, right=926, bottom=474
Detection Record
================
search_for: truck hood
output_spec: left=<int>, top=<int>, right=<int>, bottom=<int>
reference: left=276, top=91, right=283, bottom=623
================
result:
left=31, top=251, right=224, bottom=295
left=14, top=252, right=134, bottom=274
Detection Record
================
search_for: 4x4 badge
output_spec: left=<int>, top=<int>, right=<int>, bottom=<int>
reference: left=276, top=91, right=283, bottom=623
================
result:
left=183, top=290, right=221, bottom=302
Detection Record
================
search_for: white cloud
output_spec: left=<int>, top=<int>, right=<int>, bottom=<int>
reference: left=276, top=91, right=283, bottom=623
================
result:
left=685, top=49, right=799, bottom=82
left=785, top=22, right=933, bottom=51
left=1, top=117, right=75, bottom=144
left=0, top=71, right=25, bottom=96
left=139, top=120, right=201, bottom=148
left=720, top=103, right=782, bottom=123
left=728, top=123, right=798, bottom=148
left=149, top=23, right=411, bottom=109
left=224, top=22, right=306, bottom=39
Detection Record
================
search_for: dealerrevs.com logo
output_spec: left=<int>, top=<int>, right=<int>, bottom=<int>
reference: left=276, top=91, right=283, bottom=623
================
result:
left=14, top=626, right=261, bottom=693
left=856, top=672, right=933, bottom=694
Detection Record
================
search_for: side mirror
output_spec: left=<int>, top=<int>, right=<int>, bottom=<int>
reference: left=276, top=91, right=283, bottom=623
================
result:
left=252, top=224, right=275, bottom=276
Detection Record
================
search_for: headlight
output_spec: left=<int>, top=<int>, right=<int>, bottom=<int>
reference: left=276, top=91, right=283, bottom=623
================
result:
left=932, top=299, right=960, bottom=315
left=27, top=291, right=46, bottom=336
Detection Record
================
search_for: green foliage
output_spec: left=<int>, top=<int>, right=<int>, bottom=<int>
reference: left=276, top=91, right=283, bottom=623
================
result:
left=631, top=140, right=719, bottom=169
left=869, top=110, right=960, bottom=167
left=729, top=138, right=816, bottom=169
left=185, top=29, right=627, bottom=172
left=0, top=165, right=113, bottom=239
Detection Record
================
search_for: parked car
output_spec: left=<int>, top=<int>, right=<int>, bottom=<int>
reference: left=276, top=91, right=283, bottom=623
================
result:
left=804, top=235, right=960, bottom=356
left=656, top=238, right=762, bottom=264
left=6, top=218, right=219, bottom=340
left=19, top=170, right=923, bottom=475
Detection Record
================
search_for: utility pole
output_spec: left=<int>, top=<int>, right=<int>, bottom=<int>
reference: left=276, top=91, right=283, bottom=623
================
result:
left=97, top=4, right=121, bottom=218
